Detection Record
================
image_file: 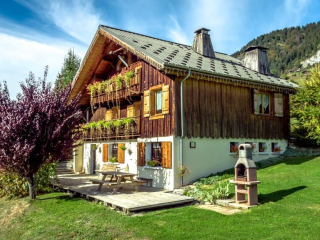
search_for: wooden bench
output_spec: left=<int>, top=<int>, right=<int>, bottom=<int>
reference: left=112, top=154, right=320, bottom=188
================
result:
left=136, top=177, right=153, bottom=187
left=90, top=179, right=144, bottom=193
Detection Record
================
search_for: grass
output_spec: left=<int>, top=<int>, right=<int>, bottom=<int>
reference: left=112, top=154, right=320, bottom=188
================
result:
left=1, top=156, right=320, bottom=239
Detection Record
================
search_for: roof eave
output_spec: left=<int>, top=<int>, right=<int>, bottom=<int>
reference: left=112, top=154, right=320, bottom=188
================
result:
left=163, top=63, right=298, bottom=93
left=68, top=27, right=105, bottom=103
left=98, top=26, right=164, bottom=70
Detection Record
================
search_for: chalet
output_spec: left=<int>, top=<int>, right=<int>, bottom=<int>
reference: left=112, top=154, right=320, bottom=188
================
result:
left=69, top=26, right=298, bottom=190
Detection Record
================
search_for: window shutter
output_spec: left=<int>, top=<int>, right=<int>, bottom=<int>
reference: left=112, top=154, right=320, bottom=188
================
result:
left=274, top=93, right=284, bottom=117
left=127, top=105, right=134, bottom=117
left=112, top=107, right=120, bottom=119
left=103, top=144, right=108, bottom=162
left=253, top=90, right=260, bottom=115
left=118, top=143, right=125, bottom=163
left=162, top=85, right=170, bottom=115
left=134, top=101, right=141, bottom=116
left=105, top=110, right=112, bottom=121
left=137, top=142, right=146, bottom=166
left=161, top=142, right=172, bottom=169
left=135, top=66, right=142, bottom=84
left=144, top=90, right=150, bottom=117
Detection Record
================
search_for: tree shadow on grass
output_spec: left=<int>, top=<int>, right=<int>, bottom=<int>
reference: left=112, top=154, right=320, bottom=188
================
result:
left=37, top=194, right=82, bottom=202
left=259, top=186, right=307, bottom=204
left=282, top=156, right=318, bottom=165
left=255, top=155, right=318, bottom=170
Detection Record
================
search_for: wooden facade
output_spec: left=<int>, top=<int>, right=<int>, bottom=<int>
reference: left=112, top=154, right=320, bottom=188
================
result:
left=174, top=77, right=290, bottom=140
left=87, top=60, right=175, bottom=140
left=140, top=62, right=175, bottom=138
left=88, top=60, right=290, bottom=141
left=80, top=34, right=290, bottom=141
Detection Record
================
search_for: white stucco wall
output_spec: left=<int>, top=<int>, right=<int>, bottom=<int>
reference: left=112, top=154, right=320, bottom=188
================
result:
left=137, top=136, right=175, bottom=189
left=78, top=136, right=287, bottom=190
left=82, top=141, right=138, bottom=174
left=175, top=137, right=288, bottom=186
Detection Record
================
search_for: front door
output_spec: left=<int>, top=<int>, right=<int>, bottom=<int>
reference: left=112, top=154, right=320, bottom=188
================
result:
left=91, top=145, right=99, bottom=174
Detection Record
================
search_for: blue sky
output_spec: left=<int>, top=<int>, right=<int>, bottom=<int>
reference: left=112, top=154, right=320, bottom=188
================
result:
left=1, top=0, right=320, bottom=97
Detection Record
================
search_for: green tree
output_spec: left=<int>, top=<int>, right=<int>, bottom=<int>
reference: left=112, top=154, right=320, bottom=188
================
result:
left=55, top=48, right=81, bottom=89
left=291, top=64, right=320, bottom=143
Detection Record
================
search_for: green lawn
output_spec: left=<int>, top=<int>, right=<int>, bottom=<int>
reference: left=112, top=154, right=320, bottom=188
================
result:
left=1, top=156, right=320, bottom=240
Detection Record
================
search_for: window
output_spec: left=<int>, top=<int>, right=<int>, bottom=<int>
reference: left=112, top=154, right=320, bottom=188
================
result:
left=112, top=144, right=118, bottom=157
left=258, top=142, right=268, bottom=154
left=259, top=93, right=270, bottom=114
left=230, top=142, right=239, bottom=154
left=143, top=85, right=169, bottom=118
left=145, top=142, right=172, bottom=169
left=155, top=90, right=162, bottom=114
left=271, top=142, right=282, bottom=154
left=254, top=90, right=284, bottom=117
left=151, top=142, right=162, bottom=160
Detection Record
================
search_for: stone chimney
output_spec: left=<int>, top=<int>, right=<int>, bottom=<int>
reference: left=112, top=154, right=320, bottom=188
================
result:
left=193, top=28, right=215, bottom=58
left=243, top=46, right=270, bottom=75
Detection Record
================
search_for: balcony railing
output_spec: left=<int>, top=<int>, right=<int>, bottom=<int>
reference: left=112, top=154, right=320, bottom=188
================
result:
left=91, top=62, right=142, bottom=105
left=82, top=116, right=140, bottom=141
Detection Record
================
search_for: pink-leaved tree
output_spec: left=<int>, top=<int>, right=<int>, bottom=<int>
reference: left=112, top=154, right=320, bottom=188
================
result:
left=0, top=67, right=82, bottom=199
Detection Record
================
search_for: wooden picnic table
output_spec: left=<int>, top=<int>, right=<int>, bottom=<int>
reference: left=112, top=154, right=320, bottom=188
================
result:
left=92, top=171, right=144, bottom=194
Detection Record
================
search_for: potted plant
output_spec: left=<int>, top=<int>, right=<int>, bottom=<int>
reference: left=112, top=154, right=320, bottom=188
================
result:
left=273, top=146, right=282, bottom=153
left=109, top=157, right=118, bottom=163
left=177, top=165, right=190, bottom=177
left=230, top=145, right=238, bottom=153
left=259, top=145, right=267, bottom=152
left=146, top=158, right=161, bottom=167
left=119, top=145, right=127, bottom=151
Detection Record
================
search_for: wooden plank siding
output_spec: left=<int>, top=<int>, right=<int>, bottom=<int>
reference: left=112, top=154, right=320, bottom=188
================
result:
left=175, top=77, right=290, bottom=140
left=140, top=62, right=175, bottom=138
left=88, top=61, right=176, bottom=139
left=90, top=107, right=106, bottom=122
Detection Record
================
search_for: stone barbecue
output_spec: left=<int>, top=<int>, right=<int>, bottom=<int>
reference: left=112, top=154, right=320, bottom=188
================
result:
left=230, top=144, right=261, bottom=206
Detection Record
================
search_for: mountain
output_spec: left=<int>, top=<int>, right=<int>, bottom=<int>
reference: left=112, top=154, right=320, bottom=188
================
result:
left=232, top=21, right=320, bottom=77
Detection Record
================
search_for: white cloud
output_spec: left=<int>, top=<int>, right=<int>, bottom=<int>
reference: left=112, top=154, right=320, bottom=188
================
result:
left=15, top=0, right=103, bottom=44
left=285, top=0, right=311, bottom=23
left=167, top=15, right=189, bottom=45
left=0, top=33, right=85, bottom=98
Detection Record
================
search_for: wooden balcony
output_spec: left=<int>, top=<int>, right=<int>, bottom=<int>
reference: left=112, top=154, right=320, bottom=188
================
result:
left=82, top=116, right=140, bottom=141
left=92, top=62, right=142, bottom=105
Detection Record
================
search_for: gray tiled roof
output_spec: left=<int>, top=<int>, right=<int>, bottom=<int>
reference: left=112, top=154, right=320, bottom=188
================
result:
left=100, top=25, right=298, bottom=89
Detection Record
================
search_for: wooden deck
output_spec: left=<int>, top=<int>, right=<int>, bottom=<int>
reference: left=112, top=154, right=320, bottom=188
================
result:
left=53, top=174, right=194, bottom=213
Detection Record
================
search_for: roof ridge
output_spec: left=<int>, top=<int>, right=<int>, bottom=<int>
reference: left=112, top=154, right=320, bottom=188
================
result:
left=99, top=24, right=193, bottom=48
left=99, top=25, right=239, bottom=60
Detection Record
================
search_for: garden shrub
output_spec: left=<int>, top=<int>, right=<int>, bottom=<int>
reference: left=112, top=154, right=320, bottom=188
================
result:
left=0, top=163, right=58, bottom=198
left=184, top=180, right=231, bottom=203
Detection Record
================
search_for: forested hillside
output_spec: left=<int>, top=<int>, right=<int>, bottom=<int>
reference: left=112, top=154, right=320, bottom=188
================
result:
left=232, top=21, right=320, bottom=76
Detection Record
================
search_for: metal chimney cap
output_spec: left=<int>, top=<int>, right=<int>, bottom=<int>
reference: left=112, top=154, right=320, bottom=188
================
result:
left=194, top=28, right=211, bottom=34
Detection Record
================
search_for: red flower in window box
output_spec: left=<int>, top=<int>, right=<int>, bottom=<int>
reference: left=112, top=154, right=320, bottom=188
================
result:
left=272, top=146, right=282, bottom=153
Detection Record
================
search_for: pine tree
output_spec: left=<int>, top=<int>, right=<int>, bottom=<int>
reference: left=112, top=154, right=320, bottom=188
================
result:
left=55, top=48, right=81, bottom=89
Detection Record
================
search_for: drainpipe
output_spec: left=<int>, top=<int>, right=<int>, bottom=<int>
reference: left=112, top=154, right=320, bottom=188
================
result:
left=180, top=68, right=191, bottom=187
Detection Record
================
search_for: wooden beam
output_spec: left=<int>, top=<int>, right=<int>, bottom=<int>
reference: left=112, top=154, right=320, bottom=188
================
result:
left=109, top=47, right=124, bottom=55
